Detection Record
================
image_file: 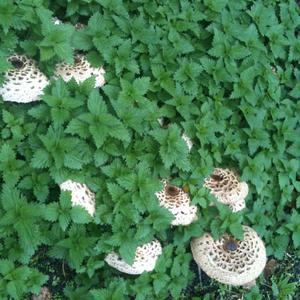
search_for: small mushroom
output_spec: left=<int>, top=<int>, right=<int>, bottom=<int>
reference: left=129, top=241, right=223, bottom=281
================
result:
left=54, top=54, right=105, bottom=88
left=52, top=17, right=62, bottom=25
left=60, top=180, right=96, bottom=216
left=105, top=240, right=162, bottom=275
left=203, top=168, right=248, bottom=212
left=157, top=118, right=193, bottom=152
left=52, top=17, right=85, bottom=30
left=155, top=179, right=198, bottom=226
left=32, top=286, right=51, bottom=300
left=0, top=54, right=49, bottom=103
left=191, top=226, right=267, bottom=287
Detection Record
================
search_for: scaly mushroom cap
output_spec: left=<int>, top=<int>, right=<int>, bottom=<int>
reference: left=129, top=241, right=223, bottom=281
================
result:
left=191, top=226, right=267, bottom=286
left=54, top=54, right=105, bottom=88
left=60, top=180, right=95, bottom=216
left=0, top=55, right=49, bottom=103
left=204, top=168, right=248, bottom=212
left=155, top=180, right=197, bottom=226
left=105, top=240, right=162, bottom=275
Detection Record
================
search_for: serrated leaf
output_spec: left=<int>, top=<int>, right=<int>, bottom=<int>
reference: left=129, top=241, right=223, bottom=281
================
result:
left=71, top=206, right=92, bottom=224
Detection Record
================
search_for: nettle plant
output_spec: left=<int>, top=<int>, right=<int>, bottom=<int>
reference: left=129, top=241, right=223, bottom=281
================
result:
left=0, top=0, right=299, bottom=299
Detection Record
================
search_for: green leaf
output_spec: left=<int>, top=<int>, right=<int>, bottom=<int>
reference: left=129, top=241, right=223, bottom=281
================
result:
left=229, top=223, right=244, bottom=240
left=44, top=203, right=59, bottom=222
left=87, top=90, right=107, bottom=115
left=31, top=149, right=51, bottom=169
left=119, top=241, right=137, bottom=265
left=0, top=0, right=16, bottom=34
left=71, top=206, right=92, bottom=224
left=133, top=77, right=150, bottom=96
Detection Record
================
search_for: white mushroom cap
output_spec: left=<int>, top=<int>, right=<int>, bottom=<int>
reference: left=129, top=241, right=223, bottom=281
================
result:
left=54, top=54, right=105, bottom=88
left=60, top=180, right=96, bottom=216
left=191, top=226, right=267, bottom=286
left=155, top=180, right=198, bottom=226
left=204, top=168, right=248, bottom=212
left=105, top=240, right=162, bottom=275
left=0, top=55, right=49, bottom=103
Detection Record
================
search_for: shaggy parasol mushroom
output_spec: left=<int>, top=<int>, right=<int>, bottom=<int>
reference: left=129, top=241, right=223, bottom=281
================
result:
left=60, top=180, right=96, bottom=216
left=54, top=54, right=105, bottom=88
left=105, top=240, right=162, bottom=275
left=191, top=226, right=267, bottom=287
left=203, top=168, right=248, bottom=212
left=0, top=55, right=49, bottom=103
left=155, top=180, right=197, bottom=226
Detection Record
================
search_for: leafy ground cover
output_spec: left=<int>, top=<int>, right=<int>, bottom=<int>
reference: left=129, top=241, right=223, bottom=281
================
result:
left=0, top=0, right=299, bottom=299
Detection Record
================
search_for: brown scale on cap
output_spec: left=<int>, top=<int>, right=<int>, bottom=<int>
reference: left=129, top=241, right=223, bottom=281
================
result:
left=166, top=184, right=180, bottom=197
left=210, top=173, right=224, bottom=182
left=223, top=237, right=239, bottom=252
left=10, top=57, right=25, bottom=69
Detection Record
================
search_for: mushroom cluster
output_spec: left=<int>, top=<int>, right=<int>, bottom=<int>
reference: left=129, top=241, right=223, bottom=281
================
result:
left=0, top=55, right=49, bottom=103
left=60, top=180, right=96, bottom=216
left=191, top=226, right=266, bottom=287
left=105, top=240, right=162, bottom=275
left=0, top=27, right=267, bottom=289
left=204, top=168, right=248, bottom=212
left=155, top=180, right=198, bottom=226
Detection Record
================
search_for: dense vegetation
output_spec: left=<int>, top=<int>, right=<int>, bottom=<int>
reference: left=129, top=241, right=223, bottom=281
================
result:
left=0, top=0, right=299, bottom=299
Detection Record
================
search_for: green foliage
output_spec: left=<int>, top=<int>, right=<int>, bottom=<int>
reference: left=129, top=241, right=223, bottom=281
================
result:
left=0, top=260, right=48, bottom=300
left=0, top=0, right=299, bottom=299
left=271, top=274, right=298, bottom=300
left=44, top=191, right=92, bottom=231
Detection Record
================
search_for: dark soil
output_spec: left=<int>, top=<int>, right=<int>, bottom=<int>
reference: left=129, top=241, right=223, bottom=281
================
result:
left=180, top=252, right=300, bottom=300
left=26, top=246, right=76, bottom=300
left=25, top=248, right=300, bottom=299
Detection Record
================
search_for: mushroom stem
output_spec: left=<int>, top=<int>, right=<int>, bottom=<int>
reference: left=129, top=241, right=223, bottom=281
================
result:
left=197, top=265, right=202, bottom=282
left=242, top=280, right=256, bottom=289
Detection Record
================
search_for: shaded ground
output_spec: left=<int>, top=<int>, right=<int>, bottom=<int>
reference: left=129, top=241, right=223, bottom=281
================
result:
left=26, top=246, right=75, bottom=300
left=181, top=252, right=300, bottom=299
left=25, top=248, right=300, bottom=299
